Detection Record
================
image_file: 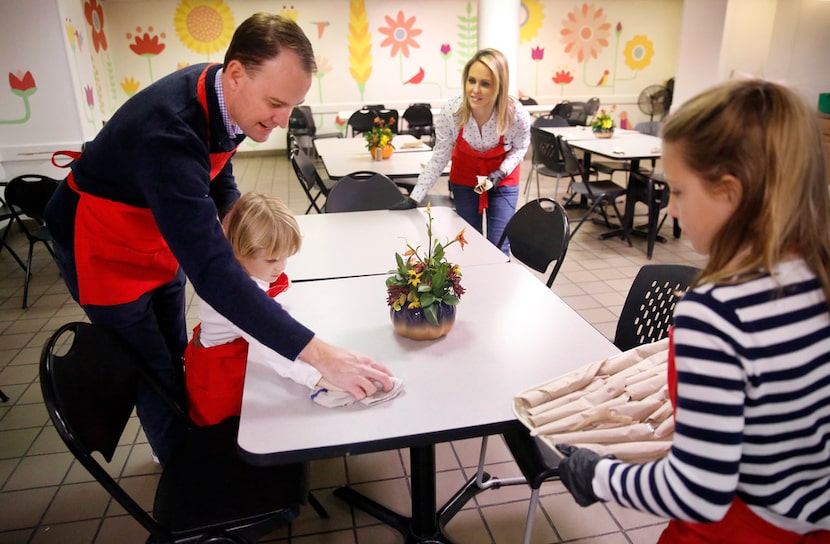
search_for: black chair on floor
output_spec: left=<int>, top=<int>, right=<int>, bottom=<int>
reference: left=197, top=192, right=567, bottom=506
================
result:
left=466, top=263, right=700, bottom=544
left=0, top=186, right=26, bottom=273
left=402, top=103, right=434, bottom=145
left=375, top=108, right=399, bottom=134
left=324, top=171, right=404, bottom=213
left=559, top=138, right=629, bottom=243
left=627, top=170, right=673, bottom=258
left=519, top=96, right=538, bottom=106
left=525, top=124, right=569, bottom=200
left=41, top=321, right=312, bottom=544
left=347, top=109, right=377, bottom=137
left=498, top=197, right=570, bottom=288
left=286, top=105, right=341, bottom=160
left=550, top=101, right=572, bottom=120
left=5, top=174, right=60, bottom=308
left=290, top=138, right=335, bottom=214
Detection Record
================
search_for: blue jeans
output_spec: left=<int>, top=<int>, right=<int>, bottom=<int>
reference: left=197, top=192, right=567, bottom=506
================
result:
left=451, top=183, right=518, bottom=255
left=51, top=238, right=187, bottom=466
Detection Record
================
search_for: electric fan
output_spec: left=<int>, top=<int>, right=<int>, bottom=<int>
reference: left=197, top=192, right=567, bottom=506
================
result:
left=638, top=85, right=670, bottom=122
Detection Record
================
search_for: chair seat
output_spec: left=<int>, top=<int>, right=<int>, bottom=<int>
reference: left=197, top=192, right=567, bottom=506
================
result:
left=156, top=416, right=305, bottom=535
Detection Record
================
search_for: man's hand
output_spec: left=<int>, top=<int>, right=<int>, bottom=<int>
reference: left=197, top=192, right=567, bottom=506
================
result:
left=486, top=169, right=507, bottom=189
left=556, top=444, right=606, bottom=507
left=299, top=337, right=394, bottom=400
left=390, top=197, right=418, bottom=210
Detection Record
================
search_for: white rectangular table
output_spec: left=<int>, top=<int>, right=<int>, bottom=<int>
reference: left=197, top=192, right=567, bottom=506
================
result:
left=238, top=262, right=619, bottom=542
left=540, top=125, right=642, bottom=141
left=290, top=207, right=506, bottom=282
left=314, top=134, right=449, bottom=180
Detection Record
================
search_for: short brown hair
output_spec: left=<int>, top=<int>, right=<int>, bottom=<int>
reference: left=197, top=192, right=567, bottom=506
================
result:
left=223, top=12, right=316, bottom=75
left=224, top=193, right=302, bottom=261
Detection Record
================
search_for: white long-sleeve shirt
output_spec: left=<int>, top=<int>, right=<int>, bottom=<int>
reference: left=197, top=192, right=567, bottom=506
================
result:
left=593, top=259, right=830, bottom=534
left=409, top=95, right=531, bottom=202
left=197, top=276, right=322, bottom=388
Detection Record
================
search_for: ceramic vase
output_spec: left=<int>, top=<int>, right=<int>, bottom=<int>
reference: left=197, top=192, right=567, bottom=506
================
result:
left=390, top=303, right=456, bottom=340
left=370, top=145, right=394, bottom=160
left=593, top=128, right=614, bottom=139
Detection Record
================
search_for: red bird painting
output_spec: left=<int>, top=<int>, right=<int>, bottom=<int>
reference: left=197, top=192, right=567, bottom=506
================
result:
left=404, top=67, right=425, bottom=85
left=596, top=69, right=610, bottom=86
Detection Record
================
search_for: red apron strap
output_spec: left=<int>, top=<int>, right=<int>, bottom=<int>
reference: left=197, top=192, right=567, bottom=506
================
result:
left=197, top=64, right=237, bottom=179
left=52, top=150, right=82, bottom=168
left=449, top=128, right=520, bottom=214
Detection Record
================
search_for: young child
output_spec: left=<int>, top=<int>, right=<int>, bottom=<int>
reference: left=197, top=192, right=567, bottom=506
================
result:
left=184, top=193, right=402, bottom=425
left=556, top=79, right=830, bottom=543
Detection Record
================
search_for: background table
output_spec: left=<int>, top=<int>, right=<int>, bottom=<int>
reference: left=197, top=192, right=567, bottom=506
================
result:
left=291, top=207, right=506, bottom=282
left=238, top=262, right=619, bottom=542
left=314, top=134, right=449, bottom=180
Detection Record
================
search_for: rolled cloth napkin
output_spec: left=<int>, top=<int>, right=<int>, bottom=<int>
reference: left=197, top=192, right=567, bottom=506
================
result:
left=514, top=338, right=672, bottom=463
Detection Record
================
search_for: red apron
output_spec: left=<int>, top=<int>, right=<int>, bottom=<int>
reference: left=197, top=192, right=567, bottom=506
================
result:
left=660, top=328, right=830, bottom=543
left=62, top=64, right=236, bottom=306
left=449, top=128, right=519, bottom=214
left=184, top=274, right=290, bottom=426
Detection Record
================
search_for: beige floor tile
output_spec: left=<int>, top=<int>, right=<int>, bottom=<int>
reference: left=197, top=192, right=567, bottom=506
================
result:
left=28, top=520, right=99, bottom=544
left=42, top=481, right=112, bottom=524
left=4, top=452, right=73, bottom=490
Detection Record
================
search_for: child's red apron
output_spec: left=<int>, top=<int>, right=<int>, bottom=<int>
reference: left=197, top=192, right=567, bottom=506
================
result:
left=183, top=274, right=289, bottom=426
left=660, top=328, right=830, bottom=543
left=449, top=128, right=519, bottom=214
left=61, top=64, right=236, bottom=306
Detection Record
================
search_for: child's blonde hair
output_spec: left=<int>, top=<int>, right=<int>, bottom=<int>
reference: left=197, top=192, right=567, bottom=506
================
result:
left=224, top=193, right=302, bottom=260
left=456, top=48, right=514, bottom=135
left=662, top=78, right=830, bottom=304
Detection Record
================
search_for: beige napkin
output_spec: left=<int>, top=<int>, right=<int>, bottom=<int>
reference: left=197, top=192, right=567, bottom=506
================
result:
left=310, top=377, right=405, bottom=408
left=400, top=140, right=426, bottom=149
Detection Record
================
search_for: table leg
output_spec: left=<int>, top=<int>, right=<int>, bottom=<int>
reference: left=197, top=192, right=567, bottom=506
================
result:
left=333, top=444, right=453, bottom=543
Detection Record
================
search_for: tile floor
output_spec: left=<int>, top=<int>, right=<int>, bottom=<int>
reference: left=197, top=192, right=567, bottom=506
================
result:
left=0, top=150, right=707, bottom=543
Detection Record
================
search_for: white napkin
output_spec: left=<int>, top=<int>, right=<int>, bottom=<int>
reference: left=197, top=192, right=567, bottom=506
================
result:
left=310, top=377, right=405, bottom=408
left=474, top=175, right=493, bottom=194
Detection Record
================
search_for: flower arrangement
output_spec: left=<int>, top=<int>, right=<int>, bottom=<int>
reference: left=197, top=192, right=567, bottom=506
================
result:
left=385, top=203, right=467, bottom=326
left=590, top=108, right=615, bottom=132
left=364, top=116, right=396, bottom=151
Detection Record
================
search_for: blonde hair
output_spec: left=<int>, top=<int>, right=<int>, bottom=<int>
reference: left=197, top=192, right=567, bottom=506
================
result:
left=662, top=78, right=830, bottom=304
left=224, top=193, right=302, bottom=261
left=456, top=48, right=514, bottom=135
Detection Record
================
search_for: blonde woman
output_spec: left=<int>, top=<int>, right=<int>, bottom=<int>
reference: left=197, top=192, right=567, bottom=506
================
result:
left=392, top=48, right=531, bottom=255
left=557, top=79, right=830, bottom=543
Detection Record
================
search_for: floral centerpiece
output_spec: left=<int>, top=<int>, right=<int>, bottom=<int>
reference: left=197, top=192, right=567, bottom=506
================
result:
left=385, top=204, right=467, bottom=339
left=364, top=116, right=396, bottom=159
left=590, top=108, right=615, bottom=138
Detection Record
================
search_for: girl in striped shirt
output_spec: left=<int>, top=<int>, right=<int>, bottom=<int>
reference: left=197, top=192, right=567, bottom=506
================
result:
left=557, top=79, right=830, bottom=543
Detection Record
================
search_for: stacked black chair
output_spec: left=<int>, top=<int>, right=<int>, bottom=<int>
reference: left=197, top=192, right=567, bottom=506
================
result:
left=324, top=171, right=404, bottom=212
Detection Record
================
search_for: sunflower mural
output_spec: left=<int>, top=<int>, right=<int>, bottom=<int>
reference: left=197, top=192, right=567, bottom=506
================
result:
left=560, top=4, right=655, bottom=94
left=174, top=0, right=235, bottom=61
left=520, top=0, right=544, bottom=44
left=347, top=0, right=372, bottom=101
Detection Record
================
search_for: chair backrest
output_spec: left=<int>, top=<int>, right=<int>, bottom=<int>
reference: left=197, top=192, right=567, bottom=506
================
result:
left=290, top=144, right=328, bottom=213
left=497, top=198, right=571, bottom=288
left=40, top=322, right=173, bottom=539
left=634, top=121, right=661, bottom=136
left=550, top=101, right=572, bottom=119
left=324, top=171, right=404, bottom=213
left=566, top=101, right=589, bottom=126
left=529, top=126, right=563, bottom=171
left=585, top=97, right=601, bottom=116
left=557, top=136, right=586, bottom=179
left=613, top=264, right=701, bottom=351
left=376, top=108, right=399, bottom=134
left=363, top=104, right=385, bottom=112
left=347, top=109, right=377, bottom=137
left=532, top=114, right=569, bottom=129
left=5, top=174, right=60, bottom=224
left=402, top=103, right=433, bottom=128
left=289, top=106, right=313, bottom=135
left=519, top=96, right=538, bottom=106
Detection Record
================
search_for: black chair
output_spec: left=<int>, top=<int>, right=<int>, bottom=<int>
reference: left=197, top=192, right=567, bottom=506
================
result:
left=402, top=103, right=434, bottom=145
left=5, top=174, right=60, bottom=308
left=497, top=198, right=570, bottom=288
left=0, top=185, right=26, bottom=272
left=559, top=138, right=629, bottom=243
left=476, top=263, right=699, bottom=544
left=40, top=321, right=311, bottom=544
left=375, top=108, right=399, bottom=134
left=550, top=101, right=572, bottom=120
left=627, top=170, right=672, bottom=258
left=519, top=96, right=538, bottom=106
left=565, top=101, right=589, bottom=126
left=324, top=171, right=405, bottom=213
left=347, top=109, right=377, bottom=137
left=290, top=138, right=335, bottom=214
left=525, top=124, right=569, bottom=200
left=585, top=96, right=601, bottom=116
left=286, top=105, right=340, bottom=160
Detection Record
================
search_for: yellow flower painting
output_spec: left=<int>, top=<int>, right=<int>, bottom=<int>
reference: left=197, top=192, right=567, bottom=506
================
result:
left=174, top=0, right=234, bottom=57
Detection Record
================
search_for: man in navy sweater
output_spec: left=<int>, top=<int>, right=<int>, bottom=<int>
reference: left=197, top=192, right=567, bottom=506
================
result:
left=45, top=13, right=393, bottom=465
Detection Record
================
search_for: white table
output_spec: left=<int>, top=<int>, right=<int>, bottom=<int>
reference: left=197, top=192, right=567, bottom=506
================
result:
left=238, top=262, right=619, bottom=541
left=541, top=125, right=642, bottom=141
left=314, top=134, right=449, bottom=180
left=291, top=206, right=507, bottom=282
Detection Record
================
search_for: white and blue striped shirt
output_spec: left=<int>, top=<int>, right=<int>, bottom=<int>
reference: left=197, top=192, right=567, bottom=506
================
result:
left=594, top=258, right=830, bottom=534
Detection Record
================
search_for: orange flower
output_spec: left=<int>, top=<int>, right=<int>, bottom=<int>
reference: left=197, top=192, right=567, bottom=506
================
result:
left=84, top=0, right=108, bottom=52
left=378, top=10, right=422, bottom=58
left=455, top=229, right=468, bottom=250
left=560, top=3, right=612, bottom=63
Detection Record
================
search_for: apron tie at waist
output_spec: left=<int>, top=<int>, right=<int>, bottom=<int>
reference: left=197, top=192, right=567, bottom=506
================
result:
left=449, top=128, right=519, bottom=214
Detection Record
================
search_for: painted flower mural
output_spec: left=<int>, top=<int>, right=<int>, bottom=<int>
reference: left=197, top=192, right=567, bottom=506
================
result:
left=84, top=0, right=107, bottom=52
left=1, top=71, right=37, bottom=124
left=560, top=3, right=611, bottom=63
left=520, top=0, right=544, bottom=44
left=378, top=10, right=422, bottom=58
left=121, top=76, right=140, bottom=97
left=128, top=27, right=166, bottom=82
left=624, top=35, right=655, bottom=71
left=552, top=68, right=574, bottom=95
left=174, top=0, right=235, bottom=57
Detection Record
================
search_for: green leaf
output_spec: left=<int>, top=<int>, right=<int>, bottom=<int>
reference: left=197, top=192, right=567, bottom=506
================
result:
left=395, top=253, right=405, bottom=268
left=420, top=293, right=435, bottom=307
left=443, top=295, right=460, bottom=305
left=424, top=304, right=439, bottom=327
